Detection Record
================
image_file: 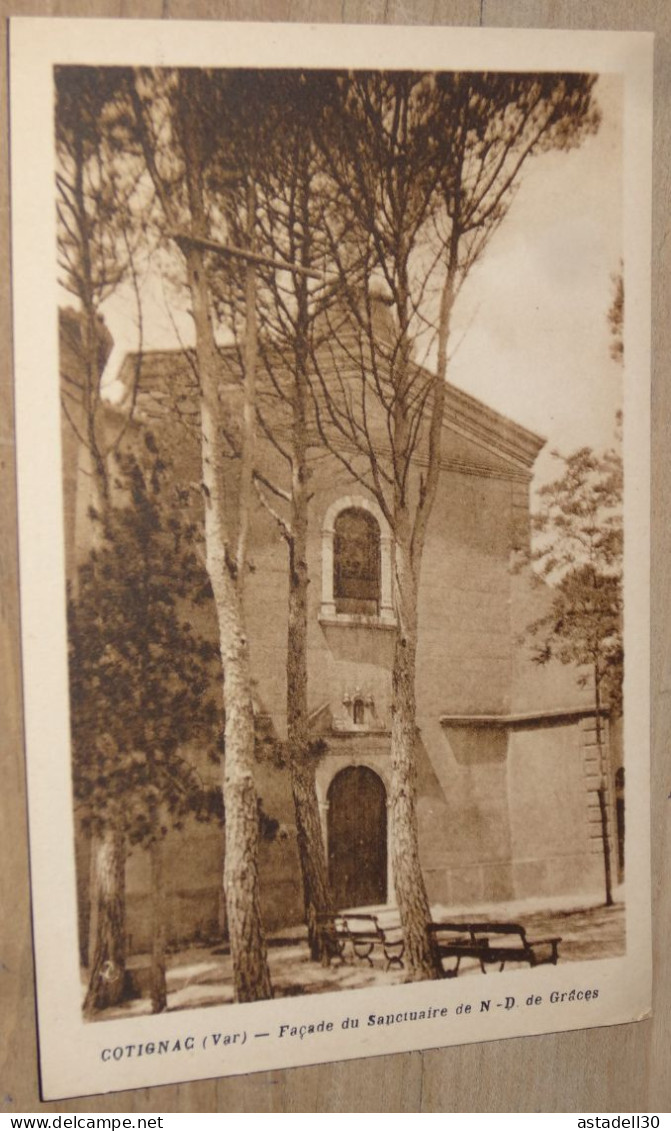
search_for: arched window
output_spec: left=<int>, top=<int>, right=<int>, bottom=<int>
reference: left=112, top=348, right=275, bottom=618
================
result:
left=320, top=496, right=395, bottom=625
left=333, top=507, right=380, bottom=616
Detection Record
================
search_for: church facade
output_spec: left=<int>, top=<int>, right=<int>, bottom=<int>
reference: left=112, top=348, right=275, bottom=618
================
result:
left=61, top=316, right=618, bottom=953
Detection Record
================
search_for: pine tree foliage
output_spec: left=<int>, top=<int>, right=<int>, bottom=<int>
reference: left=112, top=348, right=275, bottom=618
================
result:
left=528, top=437, right=623, bottom=715
left=56, top=66, right=149, bottom=499
left=308, top=73, right=601, bottom=509
left=56, top=67, right=144, bottom=308
left=56, top=64, right=152, bottom=1012
left=68, top=439, right=226, bottom=848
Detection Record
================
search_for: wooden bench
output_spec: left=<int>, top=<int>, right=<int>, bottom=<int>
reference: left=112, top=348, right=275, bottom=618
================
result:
left=428, top=921, right=561, bottom=977
left=427, top=922, right=491, bottom=977
left=345, top=913, right=405, bottom=971
left=317, top=912, right=405, bottom=970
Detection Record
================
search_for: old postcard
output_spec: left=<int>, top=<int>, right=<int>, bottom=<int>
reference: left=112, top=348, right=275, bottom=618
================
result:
left=10, top=19, right=652, bottom=1101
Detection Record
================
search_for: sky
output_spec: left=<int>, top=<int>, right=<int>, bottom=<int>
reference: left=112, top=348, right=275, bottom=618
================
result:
left=98, top=73, right=623, bottom=495
left=446, top=73, right=623, bottom=487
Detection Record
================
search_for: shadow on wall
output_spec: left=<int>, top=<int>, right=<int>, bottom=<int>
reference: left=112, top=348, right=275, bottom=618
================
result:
left=446, top=724, right=508, bottom=765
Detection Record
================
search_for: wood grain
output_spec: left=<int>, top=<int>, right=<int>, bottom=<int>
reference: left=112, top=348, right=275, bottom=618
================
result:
left=1, top=0, right=668, bottom=1112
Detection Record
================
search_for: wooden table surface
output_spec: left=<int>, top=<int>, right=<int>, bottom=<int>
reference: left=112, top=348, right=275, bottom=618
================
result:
left=1, top=0, right=669, bottom=1113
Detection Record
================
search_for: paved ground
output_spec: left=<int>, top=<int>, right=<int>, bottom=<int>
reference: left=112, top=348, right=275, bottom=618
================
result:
left=99, top=896, right=625, bottom=1018
left=512, top=900, right=625, bottom=964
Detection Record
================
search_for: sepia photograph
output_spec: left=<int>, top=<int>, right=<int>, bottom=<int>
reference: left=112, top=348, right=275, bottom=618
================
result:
left=10, top=19, right=652, bottom=1100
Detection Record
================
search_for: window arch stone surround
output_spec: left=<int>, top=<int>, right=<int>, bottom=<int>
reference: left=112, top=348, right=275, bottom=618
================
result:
left=320, top=495, right=395, bottom=626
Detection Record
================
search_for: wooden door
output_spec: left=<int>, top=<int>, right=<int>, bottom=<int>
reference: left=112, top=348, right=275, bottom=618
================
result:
left=327, top=765, right=387, bottom=909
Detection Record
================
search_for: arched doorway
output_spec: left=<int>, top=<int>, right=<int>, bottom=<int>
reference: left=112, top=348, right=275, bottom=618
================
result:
left=327, top=766, right=387, bottom=909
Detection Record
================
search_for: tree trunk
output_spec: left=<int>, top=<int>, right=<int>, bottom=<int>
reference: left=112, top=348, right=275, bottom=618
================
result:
left=594, top=674, right=614, bottom=907
left=193, top=293, right=272, bottom=1004
left=389, top=534, right=442, bottom=980
left=83, top=825, right=126, bottom=1016
left=289, top=756, right=335, bottom=961
left=177, top=78, right=272, bottom=1003
left=286, top=315, right=336, bottom=962
left=150, top=837, right=167, bottom=1013
left=186, top=248, right=272, bottom=1002
left=287, top=527, right=335, bottom=961
left=131, top=68, right=272, bottom=1003
left=384, top=257, right=459, bottom=982
left=217, top=583, right=273, bottom=1002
